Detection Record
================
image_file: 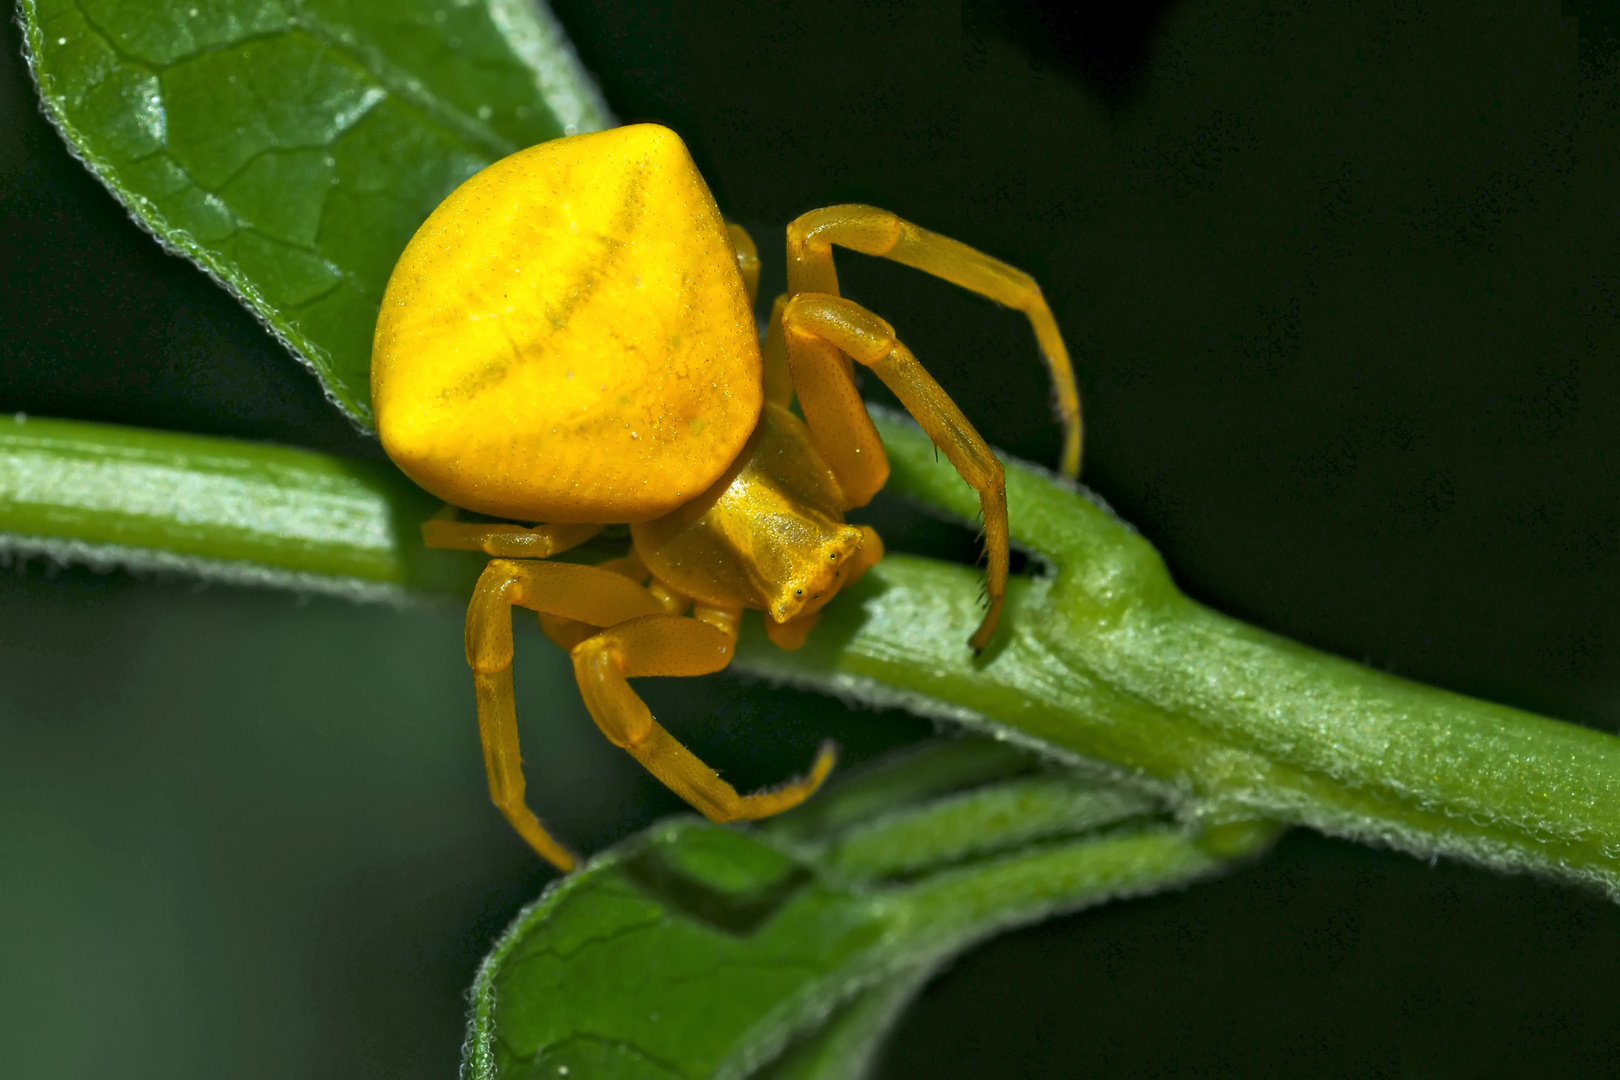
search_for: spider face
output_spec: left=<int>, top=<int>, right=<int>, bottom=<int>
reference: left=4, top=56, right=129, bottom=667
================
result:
left=630, top=401, right=869, bottom=626
left=370, top=123, right=1079, bottom=870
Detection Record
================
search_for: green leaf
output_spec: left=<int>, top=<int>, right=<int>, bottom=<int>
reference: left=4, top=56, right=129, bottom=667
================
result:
left=16, top=0, right=611, bottom=426
left=745, top=970, right=930, bottom=1080
left=462, top=737, right=1275, bottom=1079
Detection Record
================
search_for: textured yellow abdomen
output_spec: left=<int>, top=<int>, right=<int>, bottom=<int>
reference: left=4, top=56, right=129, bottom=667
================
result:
left=371, top=124, right=763, bottom=523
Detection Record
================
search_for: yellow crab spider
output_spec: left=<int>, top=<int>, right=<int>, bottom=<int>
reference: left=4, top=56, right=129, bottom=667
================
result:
left=371, top=123, right=1081, bottom=870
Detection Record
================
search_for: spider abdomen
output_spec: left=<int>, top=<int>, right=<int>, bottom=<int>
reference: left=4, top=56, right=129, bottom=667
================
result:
left=371, top=124, right=763, bottom=524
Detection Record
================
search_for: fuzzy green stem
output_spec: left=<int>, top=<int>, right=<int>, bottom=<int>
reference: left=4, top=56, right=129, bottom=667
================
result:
left=7, top=411, right=1620, bottom=893
left=737, top=410, right=1620, bottom=894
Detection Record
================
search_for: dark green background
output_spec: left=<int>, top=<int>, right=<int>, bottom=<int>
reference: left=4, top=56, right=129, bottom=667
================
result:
left=5, top=1, right=1620, bottom=1076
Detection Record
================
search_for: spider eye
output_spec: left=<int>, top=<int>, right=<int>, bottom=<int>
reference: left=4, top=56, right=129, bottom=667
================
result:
left=795, top=588, right=803, bottom=595
left=828, top=552, right=838, bottom=560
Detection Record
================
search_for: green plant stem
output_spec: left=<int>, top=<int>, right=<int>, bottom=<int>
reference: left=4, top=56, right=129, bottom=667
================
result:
left=745, top=410, right=1620, bottom=893
left=0, top=414, right=480, bottom=599
left=8, top=411, right=1620, bottom=894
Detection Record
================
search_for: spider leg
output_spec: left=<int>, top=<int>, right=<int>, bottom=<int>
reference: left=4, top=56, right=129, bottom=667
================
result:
left=465, top=559, right=667, bottom=870
left=726, top=221, right=762, bottom=308
left=760, top=293, right=794, bottom=409
left=775, top=297, right=891, bottom=508
left=466, top=562, right=835, bottom=867
left=785, top=204, right=1082, bottom=477
left=422, top=504, right=601, bottom=558
left=784, top=294, right=1008, bottom=651
left=735, top=223, right=798, bottom=408
left=572, top=604, right=837, bottom=822
left=535, top=553, right=670, bottom=651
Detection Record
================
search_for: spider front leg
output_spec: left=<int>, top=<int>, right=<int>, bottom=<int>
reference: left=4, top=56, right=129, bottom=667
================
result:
left=726, top=221, right=761, bottom=307
left=785, top=204, right=1082, bottom=477
left=572, top=605, right=837, bottom=822
left=783, top=294, right=1009, bottom=651
left=466, top=560, right=835, bottom=869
